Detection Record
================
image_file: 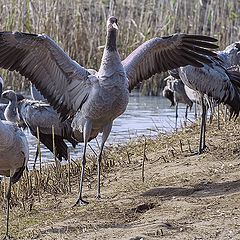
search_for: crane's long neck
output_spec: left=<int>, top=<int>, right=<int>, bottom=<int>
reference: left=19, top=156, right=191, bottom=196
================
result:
left=5, top=98, right=20, bottom=123
left=98, top=28, right=124, bottom=77
left=106, top=28, right=117, bottom=52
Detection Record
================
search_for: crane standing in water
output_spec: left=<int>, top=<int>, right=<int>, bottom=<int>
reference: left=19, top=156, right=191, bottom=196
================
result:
left=163, top=75, right=193, bottom=131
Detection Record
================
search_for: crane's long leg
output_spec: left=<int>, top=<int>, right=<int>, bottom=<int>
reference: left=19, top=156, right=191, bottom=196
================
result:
left=202, top=101, right=207, bottom=152
left=183, top=105, right=189, bottom=127
left=198, top=96, right=205, bottom=154
left=3, top=178, right=12, bottom=240
left=175, top=103, right=178, bottom=132
left=185, top=105, right=189, bottom=120
left=217, top=104, right=220, bottom=130
left=96, top=123, right=112, bottom=199
left=194, top=102, right=197, bottom=119
left=198, top=97, right=208, bottom=154
left=32, top=148, right=39, bottom=170
left=74, top=121, right=92, bottom=206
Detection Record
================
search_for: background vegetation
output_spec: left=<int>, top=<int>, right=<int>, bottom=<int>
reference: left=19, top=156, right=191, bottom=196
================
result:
left=0, top=0, right=239, bottom=95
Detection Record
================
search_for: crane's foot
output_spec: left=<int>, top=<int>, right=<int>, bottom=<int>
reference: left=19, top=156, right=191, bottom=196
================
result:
left=96, top=194, right=101, bottom=200
left=190, top=150, right=204, bottom=156
left=2, top=234, right=11, bottom=240
left=190, top=145, right=209, bottom=156
left=73, top=198, right=89, bottom=207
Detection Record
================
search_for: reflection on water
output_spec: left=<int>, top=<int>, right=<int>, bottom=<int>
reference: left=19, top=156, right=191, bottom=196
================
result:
left=26, top=92, right=196, bottom=167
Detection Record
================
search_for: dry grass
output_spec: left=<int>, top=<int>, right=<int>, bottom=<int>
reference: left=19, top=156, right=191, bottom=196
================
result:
left=0, top=0, right=239, bottom=94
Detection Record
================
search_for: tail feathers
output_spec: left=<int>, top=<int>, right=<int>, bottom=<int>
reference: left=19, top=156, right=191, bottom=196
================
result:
left=226, top=85, right=240, bottom=120
left=61, top=119, right=79, bottom=148
left=228, top=70, right=240, bottom=88
left=32, top=130, right=68, bottom=161
left=11, top=165, right=25, bottom=184
left=226, top=70, right=240, bottom=119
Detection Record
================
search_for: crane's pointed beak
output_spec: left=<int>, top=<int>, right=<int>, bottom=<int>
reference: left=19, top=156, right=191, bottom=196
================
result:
left=112, top=22, right=118, bottom=30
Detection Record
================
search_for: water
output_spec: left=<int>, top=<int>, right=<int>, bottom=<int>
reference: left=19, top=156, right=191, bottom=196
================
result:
left=26, top=92, right=196, bottom=167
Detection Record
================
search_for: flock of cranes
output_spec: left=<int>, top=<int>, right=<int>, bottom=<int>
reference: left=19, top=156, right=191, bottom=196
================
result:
left=0, top=16, right=239, bottom=239
left=163, top=42, right=240, bottom=153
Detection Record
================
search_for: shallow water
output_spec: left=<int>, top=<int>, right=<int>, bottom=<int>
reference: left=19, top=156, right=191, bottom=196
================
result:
left=26, top=92, right=196, bottom=167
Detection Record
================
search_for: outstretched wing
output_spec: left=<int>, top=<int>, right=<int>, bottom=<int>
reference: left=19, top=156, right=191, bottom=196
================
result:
left=0, top=32, right=92, bottom=120
left=122, top=34, right=218, bottom=91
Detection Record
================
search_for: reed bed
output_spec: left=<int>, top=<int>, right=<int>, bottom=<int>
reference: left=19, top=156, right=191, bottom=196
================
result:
left=0, top=0, right=239, bottom=94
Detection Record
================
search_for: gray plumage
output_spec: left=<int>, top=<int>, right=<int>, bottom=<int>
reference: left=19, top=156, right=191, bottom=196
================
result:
left=217, top=41, right=240, bottom=68
left=184, top=84, right=201, bottom=104
left=0, top=75, right=25, bottom=120
left=163, top=75, right=193, bottom=130
left=3, top=90, right=21, bottom=124
left=30, top=82, right=46, bottom=101
left=0, top=103, right=7, bottom=120
left=2, top=90, right=77, bottom=162
left=0, top=93, right=25, bottom=121
left=163, top=76, right=193, bottom=107
left=177, top=60, right=240, bottom=118
left=0, top=119, right=29, bottom=239
left=169, top=44, right=240, bottom=153
left=0, top=16, right=219, bottom=204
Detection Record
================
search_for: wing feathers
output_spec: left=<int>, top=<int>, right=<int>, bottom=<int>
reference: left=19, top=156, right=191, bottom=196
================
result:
left=123, top=33, right=218, bottom=91
left=179, top=48, right=212, bottom=64
left=182, top=34, right=218, bottom=42
left=0, top=32, right=91, bottom=120
left=182, top=43, right=217, bottom=57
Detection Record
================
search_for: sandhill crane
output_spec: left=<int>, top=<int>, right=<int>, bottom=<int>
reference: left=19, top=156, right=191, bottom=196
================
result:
left=169, top=54, right=240, bottom=154
left=0, top=119, right=29, bottom=239
left=0, top=16, right=218, bottom=205
left=2, top=90, right=77, bottom=164
left=163, top=75, right=193, bottom=130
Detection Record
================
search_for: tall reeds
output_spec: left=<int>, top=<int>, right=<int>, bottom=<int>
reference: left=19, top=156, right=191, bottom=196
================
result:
left=0, top=0, right=239, bottom=93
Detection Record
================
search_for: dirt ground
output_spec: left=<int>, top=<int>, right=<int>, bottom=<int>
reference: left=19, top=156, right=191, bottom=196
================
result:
left=1, top=117, right=240, bottom=240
